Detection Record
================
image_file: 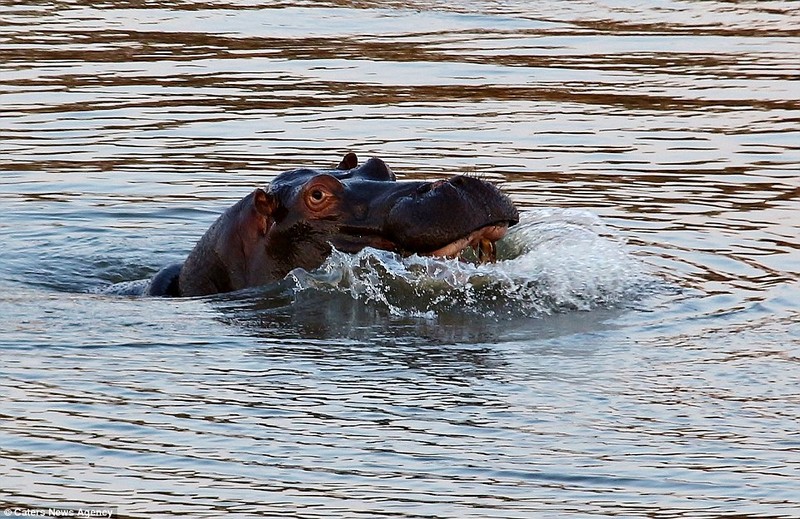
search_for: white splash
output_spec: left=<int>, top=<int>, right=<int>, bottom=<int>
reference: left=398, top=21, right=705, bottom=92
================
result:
left=289, top=209, right=653, bottom=317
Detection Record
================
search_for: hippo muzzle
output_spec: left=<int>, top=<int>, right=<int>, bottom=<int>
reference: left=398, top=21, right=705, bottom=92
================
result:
left=383, top=175, right=518, bottom=262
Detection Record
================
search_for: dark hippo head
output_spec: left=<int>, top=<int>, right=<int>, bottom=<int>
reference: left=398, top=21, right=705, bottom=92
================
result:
left=268, top=153, right=518, bottom=259
left=157, top=154, right=518, bottom=297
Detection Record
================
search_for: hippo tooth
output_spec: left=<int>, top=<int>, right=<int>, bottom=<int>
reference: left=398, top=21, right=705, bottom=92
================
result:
left=426, top=224, right=507, bottom=263
left=477, top=238, right=497, bottom=264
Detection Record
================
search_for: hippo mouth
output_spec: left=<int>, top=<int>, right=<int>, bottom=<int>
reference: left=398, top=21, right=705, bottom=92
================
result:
left=424, top=223, right=509, bottom=263
left=332, top=221, right=512, bottom=264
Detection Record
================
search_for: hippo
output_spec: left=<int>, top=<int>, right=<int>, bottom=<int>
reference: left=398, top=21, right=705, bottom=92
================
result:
left=145, top=153, right=519, bottom=297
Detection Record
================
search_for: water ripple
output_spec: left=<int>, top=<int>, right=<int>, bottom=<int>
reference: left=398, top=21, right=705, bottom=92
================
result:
left=1, top=1, right=799, bottom=517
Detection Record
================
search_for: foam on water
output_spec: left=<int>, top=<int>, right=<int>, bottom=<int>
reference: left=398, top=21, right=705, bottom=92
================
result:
left=289, top=209, right=654, bottom=317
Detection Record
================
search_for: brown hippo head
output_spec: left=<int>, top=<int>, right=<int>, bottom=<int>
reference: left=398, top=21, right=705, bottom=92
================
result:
left=150, top=154, right=518, bottom=297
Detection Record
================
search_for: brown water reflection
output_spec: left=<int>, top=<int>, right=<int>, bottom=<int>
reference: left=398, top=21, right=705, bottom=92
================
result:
left=1, top=0, right=799, bottom=517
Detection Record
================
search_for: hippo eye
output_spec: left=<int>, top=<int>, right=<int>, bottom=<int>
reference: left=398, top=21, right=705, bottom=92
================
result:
left=303, top=175, right=342, bottom=211
left=305, top=185, right=335, bottom=211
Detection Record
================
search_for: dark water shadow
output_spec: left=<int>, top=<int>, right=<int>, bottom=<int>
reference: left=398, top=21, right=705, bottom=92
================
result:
left=211, top=280, right=627, bottom=347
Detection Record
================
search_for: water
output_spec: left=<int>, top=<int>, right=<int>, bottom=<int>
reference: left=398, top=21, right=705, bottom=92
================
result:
left=1, top=1, right=799, bottom=517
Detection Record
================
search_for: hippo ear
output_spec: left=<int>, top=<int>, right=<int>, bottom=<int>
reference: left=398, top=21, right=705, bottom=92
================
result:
left=252, top=188, right=277, bottom=217
left=337, top=152, right=358, bottom=170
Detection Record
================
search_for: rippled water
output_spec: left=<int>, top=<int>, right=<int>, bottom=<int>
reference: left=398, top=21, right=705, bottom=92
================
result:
left=1, top=1, right=799, bottom=517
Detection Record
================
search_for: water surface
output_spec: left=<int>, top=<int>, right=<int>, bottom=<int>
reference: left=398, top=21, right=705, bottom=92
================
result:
left=1, top=1, right=799, bottom=517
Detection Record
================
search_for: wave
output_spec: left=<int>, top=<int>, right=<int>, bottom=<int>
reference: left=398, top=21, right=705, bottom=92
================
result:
left=287, top=208, right=655, bottom=317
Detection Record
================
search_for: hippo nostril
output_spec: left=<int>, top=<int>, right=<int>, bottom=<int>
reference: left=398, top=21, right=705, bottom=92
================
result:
left=416, top=180, right=446, bottom=196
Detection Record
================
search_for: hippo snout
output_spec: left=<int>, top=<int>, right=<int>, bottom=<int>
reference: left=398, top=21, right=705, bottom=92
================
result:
left=386, top=175, right=518, bottom=254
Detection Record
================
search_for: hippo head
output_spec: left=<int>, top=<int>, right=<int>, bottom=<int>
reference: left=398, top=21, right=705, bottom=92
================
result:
left=171, top=154, right=518, bottom=297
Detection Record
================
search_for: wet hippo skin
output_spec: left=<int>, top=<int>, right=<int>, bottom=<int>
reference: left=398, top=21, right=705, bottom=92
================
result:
left=147, top=153, right=519, bottom=297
